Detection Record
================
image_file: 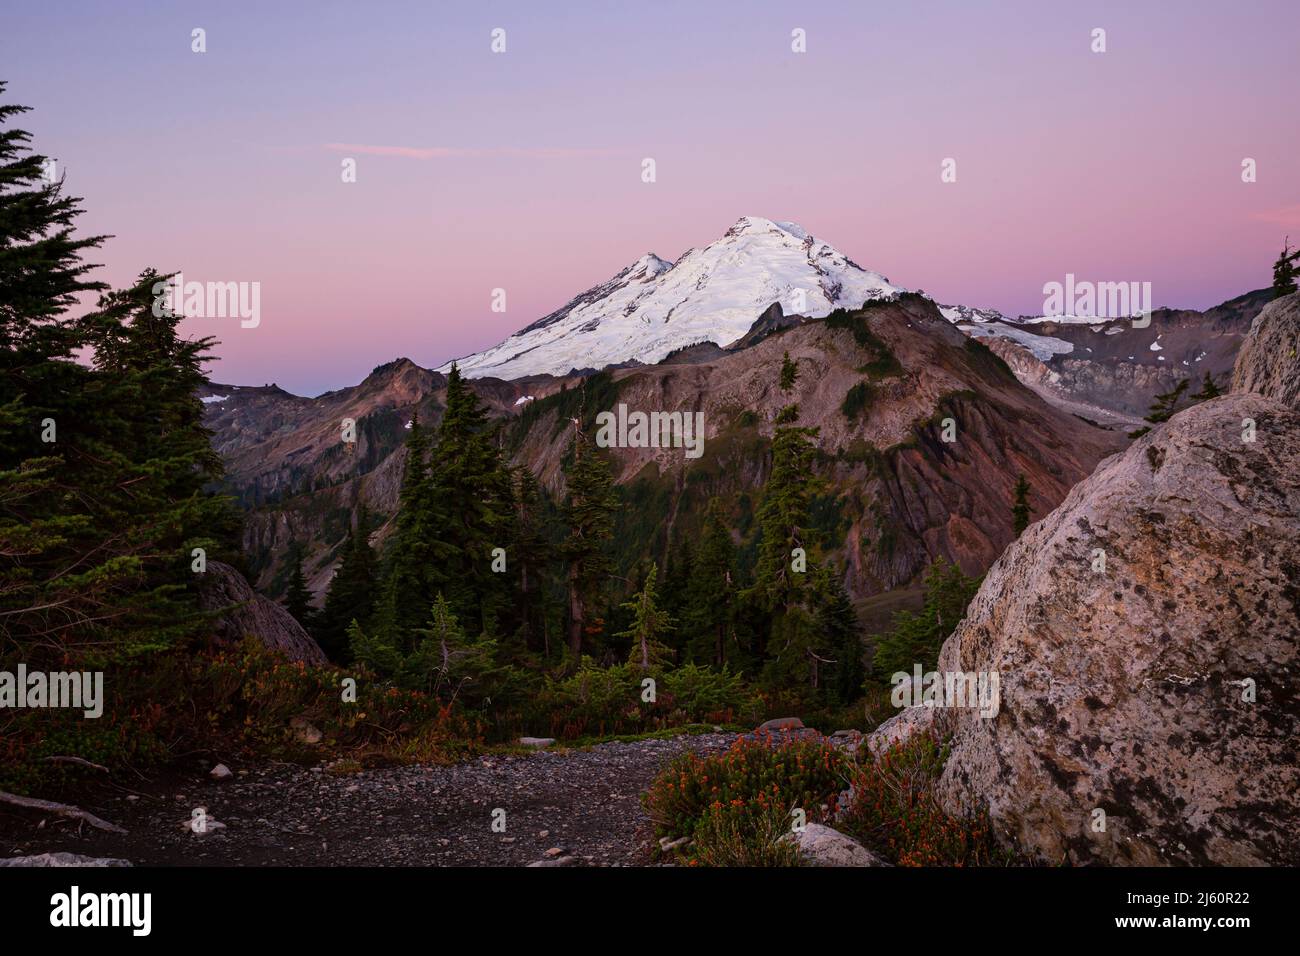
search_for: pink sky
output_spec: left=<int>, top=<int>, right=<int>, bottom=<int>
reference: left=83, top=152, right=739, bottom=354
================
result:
left=4, top=0, right=1298, bottom=394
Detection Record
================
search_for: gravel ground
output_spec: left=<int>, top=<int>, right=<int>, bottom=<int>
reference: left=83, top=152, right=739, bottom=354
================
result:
left=0, top=733, right=738, bottom=867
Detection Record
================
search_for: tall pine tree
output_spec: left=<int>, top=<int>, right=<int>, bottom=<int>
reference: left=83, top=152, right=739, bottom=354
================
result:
left=561, top=424, right=617, bottom=660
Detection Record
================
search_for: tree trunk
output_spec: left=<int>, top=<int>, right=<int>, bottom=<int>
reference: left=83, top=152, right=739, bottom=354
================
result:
left=567, top=563, right=584, bottom=658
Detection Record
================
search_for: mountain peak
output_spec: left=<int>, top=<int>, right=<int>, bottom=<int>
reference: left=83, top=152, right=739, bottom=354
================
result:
left=727, top=216, right=810, bottom=241
left=440, top=217, right=904, bottom=379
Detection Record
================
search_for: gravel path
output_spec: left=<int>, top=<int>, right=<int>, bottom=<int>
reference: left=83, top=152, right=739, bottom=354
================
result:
left=0, top=734, right=738, bottom=867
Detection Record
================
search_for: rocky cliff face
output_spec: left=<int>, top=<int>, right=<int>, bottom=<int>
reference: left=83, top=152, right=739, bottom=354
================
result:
left=197, top=561, right=327, bottom=664
left=926, top=298, right=1300, bottom=865
left=1231, top=292, right=1300, bottom=409
left=965, top=289, right=1272, bottom=419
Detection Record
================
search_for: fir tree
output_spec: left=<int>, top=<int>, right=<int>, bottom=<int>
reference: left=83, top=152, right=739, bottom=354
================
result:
left=1190, top=371, right=1223, bottom=402
left=1129, top=379, right=1190, bottom=439
left=1272, top=237, right=1299, bottom=299
left=618, top=564, right=675, bottom=670
left=780, top=351, right=799, bottom=392
left=1011, top=473, right=1032, bottom=536
left=509, top=465, right=552, bottom=654
left=685, top=497, right=735, bottom=666
left=814, top=566, right=863, bottom=704
left=284, top=544, right=314, bottom=629
left=871, top=558, right=980, bottom=680
left=426, top=364, right=513, bottom=636
left=316, top=507, right=377, bottom=663
left=561, top=424, right=617, bottom=659
left=375, top=412, right=453, bottom=651
left=750, top=425, right=820, bottom=613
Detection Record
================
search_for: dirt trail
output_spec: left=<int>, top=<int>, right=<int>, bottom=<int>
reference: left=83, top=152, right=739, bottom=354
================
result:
left=0, top=734, right=736, bottom=867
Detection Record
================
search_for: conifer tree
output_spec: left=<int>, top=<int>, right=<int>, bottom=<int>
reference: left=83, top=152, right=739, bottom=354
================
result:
left=871, top=558, right=980, bottom=680
left=1272, top=237, right=1299, bottom=299
left=1190, top=371, right=1223, bottom=402
left=71, top=269, right=239, bottom=650
left=1011, top=473, right=1032, bottom=536
left=316, top=507, right=377, bottom=663
left=509, top=465, right=551, bottom=653
left=618, top=564, right=675, bottom=670
left=561, top=425, right=617, bottom=659
left=814, top=566, right=863, bottom=704
left=376, top=412, right=453, bottom=650
left=750, top=425, right=820, bottom=613
left=427, top=364, right=512, bottom=636
left=1129, top=379, right=1190, bottom=438
left=685, top=497, right=735, bottom=666
left=284, top=544, right=314, bottom=629
left=780, top=351, right=799, bottom=391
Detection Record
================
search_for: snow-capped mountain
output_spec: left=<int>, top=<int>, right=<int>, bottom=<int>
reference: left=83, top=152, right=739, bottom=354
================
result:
left=441, top=216, right=904, bottom=379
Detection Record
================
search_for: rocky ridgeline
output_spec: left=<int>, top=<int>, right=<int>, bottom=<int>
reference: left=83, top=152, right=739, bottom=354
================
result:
left=880, top=292, right=1300, bottom=865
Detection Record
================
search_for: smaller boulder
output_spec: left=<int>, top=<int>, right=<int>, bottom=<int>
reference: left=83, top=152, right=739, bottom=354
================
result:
left=519, top=737, right=556, bottom=749
left=779, top=824, right=888, bottom=867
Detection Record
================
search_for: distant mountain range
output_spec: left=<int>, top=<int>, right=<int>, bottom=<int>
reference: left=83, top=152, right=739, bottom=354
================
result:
left=440, top=215, right=1268, bottom=420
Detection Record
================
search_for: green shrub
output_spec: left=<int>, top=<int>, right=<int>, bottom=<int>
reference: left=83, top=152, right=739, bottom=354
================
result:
left=775, top=403, right=799, bottom=424
left=525, top=660, right=762, bottom=740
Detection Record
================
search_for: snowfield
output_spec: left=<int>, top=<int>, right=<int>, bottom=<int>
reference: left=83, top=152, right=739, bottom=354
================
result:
left=440, top=216, right=903, bottom=379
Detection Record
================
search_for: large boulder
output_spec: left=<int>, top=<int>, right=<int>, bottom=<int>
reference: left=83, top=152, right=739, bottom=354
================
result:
left=934, top=393, right=1300, bottom=865
left=1231, top=291, right=1300, bottom=408
left=197, top=561, right=327, bottom=664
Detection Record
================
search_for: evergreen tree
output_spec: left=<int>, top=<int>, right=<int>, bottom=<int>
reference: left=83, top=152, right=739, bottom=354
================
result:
left=1011, top=473, right=1032, bottom=536
left=618, top=564, right=675, bottom=670
left=748, top=424, right=831, bottom=691
left=72, top=269, right=239, bottom=650
left=284, top=544, right=314, bottom=629
left=750, top=425, right=820, bottom=613
left=685, top=497, right=735, bottom=666
left=779, top=351, right=799, bottom=392
left=814, top=567, right=863, bottom=704
left=561, top=425, right=617, bottom=659
left=1272, top=237, right=1299, bottom=299
left=1129, top=379, right=1190, bottom=438
left=871, top=558, right=980, bottom=680
left=375, top=412, right=453, bottom=651
left=426, top=364, right=512, bottom=636
left=509, top=465, right=552, bottom=654
left=1, top=86, right=117, bottom=652
left=351, top=593, right=502, bottom=704
left=316, top=507, right=377, bottom=663
left=1190, top=371, right=1223, bottom=402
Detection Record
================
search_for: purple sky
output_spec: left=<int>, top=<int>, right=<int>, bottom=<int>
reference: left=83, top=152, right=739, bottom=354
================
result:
left=4, top=0, right=1298, bottom=395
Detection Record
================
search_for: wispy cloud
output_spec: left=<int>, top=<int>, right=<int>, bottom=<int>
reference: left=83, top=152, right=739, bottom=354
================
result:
left=323, top=143, right=619, bottom=160
left=1250, top=203, right=1300, bottom=227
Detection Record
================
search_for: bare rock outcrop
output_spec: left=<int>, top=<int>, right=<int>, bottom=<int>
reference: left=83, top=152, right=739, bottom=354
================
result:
left=933, top=394, right=1300, bottom=865
left=1231, top=291, right=1300, bottom=409
left=197, top=561, right=328, bottom=664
